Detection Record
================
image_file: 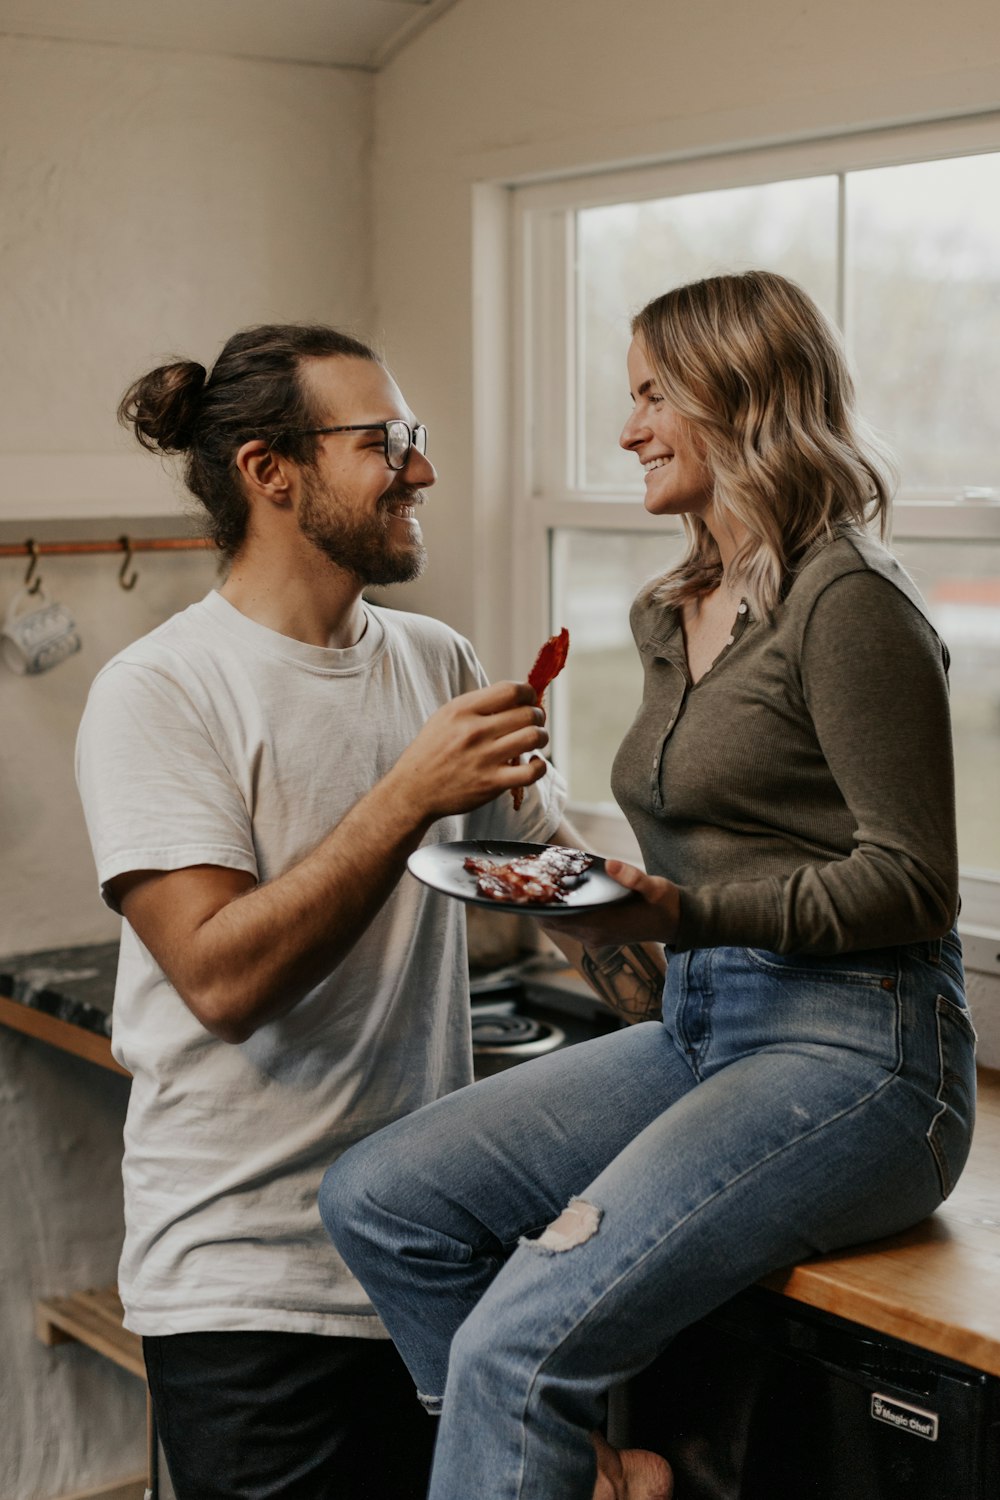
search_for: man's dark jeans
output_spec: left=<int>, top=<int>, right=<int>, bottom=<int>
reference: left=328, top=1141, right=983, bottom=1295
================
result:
left=144, top=1329, right=436, bottom=1499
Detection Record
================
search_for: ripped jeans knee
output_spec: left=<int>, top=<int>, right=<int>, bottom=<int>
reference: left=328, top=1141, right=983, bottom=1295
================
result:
left=523, top=1196, right=603, bottom=1254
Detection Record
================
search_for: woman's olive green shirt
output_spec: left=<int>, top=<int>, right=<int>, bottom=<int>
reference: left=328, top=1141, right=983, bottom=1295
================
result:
left=611, top=530, right=958, bottom=955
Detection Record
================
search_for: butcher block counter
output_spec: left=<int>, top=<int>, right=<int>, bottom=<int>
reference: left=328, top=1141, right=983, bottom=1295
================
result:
left=2, top=943, right=999, bottom=1379
left=0, top=940, right=125, bottom=1075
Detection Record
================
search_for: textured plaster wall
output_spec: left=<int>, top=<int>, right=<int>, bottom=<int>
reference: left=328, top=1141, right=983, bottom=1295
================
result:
left=0, top=34, right=372, bottom=1499
left=0, top=33, right=373, bottom=520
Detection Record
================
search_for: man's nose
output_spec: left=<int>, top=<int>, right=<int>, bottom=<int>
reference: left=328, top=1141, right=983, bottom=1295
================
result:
left=405, top=449, right=436, bottom=487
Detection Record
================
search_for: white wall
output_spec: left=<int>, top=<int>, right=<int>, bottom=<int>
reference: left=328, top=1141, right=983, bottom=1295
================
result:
left=0, top=34, right=373, bottom=522
left=0, top=34, right=372, bottom=1499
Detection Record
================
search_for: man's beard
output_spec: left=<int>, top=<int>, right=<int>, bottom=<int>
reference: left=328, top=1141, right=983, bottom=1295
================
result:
left=298, top=472, right=427, bottom=586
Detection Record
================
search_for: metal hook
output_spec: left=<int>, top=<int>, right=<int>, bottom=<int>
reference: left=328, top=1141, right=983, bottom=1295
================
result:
left=118, top=535, right=139, bottom=591
left=24, top=539, right=42, bottom=594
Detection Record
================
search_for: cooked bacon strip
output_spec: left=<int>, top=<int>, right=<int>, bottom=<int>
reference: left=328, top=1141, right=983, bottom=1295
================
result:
left=464, top=846, right=593, bottom=905
left=512, top=627, right=570, bottom=810
left=528, top=627, right=570, bottom=704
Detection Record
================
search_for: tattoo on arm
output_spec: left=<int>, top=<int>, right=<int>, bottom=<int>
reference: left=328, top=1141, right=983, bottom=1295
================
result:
left=579, top=943, right=665, bottom=1024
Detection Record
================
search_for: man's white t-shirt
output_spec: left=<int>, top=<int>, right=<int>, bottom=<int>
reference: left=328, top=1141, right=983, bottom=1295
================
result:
left=76, top=591, right=564, bottom=1337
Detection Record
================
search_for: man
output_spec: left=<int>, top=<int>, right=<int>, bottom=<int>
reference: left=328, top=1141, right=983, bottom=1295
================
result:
left=75, top=324, right=564, bottom=1498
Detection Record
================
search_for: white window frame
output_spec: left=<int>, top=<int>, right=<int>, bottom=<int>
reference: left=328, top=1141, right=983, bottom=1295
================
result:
left=507, top=112, right=1000, bottom=935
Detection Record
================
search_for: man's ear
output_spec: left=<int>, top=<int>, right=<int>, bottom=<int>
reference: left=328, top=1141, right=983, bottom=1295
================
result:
left=236, top=439, right=295, bottom=507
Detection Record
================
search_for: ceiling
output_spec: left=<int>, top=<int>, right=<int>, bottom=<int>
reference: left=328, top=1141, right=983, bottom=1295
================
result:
left=0, top=0, right=460, bottom=70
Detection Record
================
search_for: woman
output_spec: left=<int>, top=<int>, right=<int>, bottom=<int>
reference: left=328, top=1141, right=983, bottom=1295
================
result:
left=319, top=271, right=976, bottom=1500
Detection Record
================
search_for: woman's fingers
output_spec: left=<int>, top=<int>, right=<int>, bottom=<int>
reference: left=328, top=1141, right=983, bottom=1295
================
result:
left=605, top=860, right=672, bottom=905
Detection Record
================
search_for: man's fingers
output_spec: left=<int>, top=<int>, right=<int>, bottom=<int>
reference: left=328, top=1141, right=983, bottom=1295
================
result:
left=457, top=679, right=539, bottom=714
left=497, top=725, right=550, bottom=762
left=498, top=752, right=550, bottom=790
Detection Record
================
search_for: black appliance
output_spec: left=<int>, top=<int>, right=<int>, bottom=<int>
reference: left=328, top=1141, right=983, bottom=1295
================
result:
left=626, top=1286, right=1000, bottom=1499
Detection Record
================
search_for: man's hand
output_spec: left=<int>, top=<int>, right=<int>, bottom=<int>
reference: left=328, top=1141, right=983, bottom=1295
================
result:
left=389, top=680, right=549, bottom=820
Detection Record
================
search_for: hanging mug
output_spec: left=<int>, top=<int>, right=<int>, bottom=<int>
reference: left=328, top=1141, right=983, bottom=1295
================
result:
left=2, top=586, right=82, bottom=675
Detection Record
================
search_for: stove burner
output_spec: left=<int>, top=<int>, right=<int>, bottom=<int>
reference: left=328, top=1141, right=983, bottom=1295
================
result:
left=471, top=1013, right=549, bottom=1047
left=470, top=1002, right=567, bottom=1075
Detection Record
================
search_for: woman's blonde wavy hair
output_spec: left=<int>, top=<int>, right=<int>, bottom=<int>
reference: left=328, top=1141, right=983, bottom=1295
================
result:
left=631, top=270, right=896, bottom=620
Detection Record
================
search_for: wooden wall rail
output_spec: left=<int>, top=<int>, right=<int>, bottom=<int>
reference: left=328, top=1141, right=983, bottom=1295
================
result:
left=0, top=536, right=212, bottom=559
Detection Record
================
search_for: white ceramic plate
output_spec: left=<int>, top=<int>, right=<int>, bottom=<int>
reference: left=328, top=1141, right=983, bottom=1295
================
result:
left=407, top=840, right=632, bottom=916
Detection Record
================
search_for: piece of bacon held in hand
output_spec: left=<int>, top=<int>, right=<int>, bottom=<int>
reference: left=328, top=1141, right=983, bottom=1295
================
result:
left=511, top=627, right=570, bottom=810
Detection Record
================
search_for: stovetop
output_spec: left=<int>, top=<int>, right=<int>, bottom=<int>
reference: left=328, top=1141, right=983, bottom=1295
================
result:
left=469, top=965, right=622, bottom=1077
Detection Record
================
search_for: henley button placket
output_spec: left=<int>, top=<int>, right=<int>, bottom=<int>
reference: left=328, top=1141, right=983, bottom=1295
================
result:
left=645, top=646, right=687, bottom=814
left=650, top=681, right=685, bottom=812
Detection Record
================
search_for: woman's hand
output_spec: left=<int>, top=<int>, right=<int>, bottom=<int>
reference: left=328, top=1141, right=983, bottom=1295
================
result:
left=542, top=860, right=681, bottom=948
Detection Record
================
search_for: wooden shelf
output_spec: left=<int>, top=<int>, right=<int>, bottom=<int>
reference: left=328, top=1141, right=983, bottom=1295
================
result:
left=36, top=1286, right=144, bottom=1381
left=36, top=1287, right=153, bottom=1498
left=0, top=994, right=128, bottom=1076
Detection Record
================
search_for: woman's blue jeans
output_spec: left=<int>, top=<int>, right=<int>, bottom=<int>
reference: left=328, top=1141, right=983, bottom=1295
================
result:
left=319, top=935, right=975, bottom=1500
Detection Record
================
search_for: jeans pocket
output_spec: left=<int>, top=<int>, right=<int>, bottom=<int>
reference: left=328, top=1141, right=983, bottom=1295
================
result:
left=742, top=947, right=896, bottom=986
left=926, top=994, right=977, bottom=1198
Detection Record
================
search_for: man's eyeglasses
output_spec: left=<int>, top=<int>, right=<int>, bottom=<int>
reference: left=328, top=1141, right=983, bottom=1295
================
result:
left=291, top=420, right=428, bottom=471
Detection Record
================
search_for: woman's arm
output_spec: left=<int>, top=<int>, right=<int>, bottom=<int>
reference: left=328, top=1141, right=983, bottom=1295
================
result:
left=676, top=570, right=959, bottom=953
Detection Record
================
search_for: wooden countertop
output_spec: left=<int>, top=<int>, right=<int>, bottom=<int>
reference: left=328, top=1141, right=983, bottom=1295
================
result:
left=0, top=993, right=127, bottom=1076
left=763, top=1066, right=1000, bottom=1375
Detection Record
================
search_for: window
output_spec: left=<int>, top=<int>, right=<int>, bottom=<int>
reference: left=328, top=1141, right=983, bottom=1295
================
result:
left=510, top=119, right=1000, bottom=914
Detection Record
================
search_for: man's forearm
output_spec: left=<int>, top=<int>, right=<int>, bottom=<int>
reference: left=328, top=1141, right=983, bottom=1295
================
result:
left=174, top=772, right=432, bottom=1040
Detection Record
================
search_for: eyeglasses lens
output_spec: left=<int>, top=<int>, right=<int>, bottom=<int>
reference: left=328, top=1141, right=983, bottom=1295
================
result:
left=386, top=422, right=427, bottom=469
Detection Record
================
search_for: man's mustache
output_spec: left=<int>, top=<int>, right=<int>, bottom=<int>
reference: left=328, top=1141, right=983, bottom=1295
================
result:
left=379, top=485, right=426, bottom=510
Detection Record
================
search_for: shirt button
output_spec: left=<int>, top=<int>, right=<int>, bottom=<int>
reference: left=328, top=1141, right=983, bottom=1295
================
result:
left=726, top=634, right=735, bottom=646
left=737, top=602, right=748, bottom=615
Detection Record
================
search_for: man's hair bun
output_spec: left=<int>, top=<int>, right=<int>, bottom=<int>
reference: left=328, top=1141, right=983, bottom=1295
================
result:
left=117, top=359, right=208, bottom=453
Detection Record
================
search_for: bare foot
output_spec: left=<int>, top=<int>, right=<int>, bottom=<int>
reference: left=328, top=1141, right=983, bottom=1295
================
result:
left=591, top=1430, right=674, bottom=1500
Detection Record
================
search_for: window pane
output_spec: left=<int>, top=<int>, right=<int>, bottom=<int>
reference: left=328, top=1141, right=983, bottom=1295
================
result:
left=892, top=538, right=1000, bottom=873
left=577, top=177, right=839, bottom=490
left=557, top=529, right=686, bottom=807
left=847, top=154, right=1000, bottom=492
